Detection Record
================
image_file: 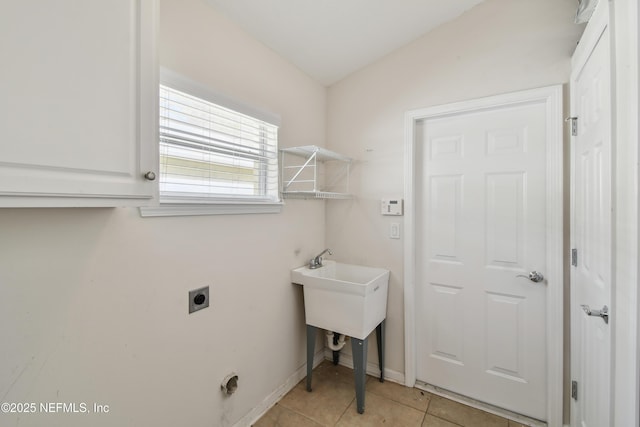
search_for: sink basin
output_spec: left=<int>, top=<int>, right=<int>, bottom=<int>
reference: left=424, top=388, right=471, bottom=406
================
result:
left=291, top=260, right=389, bottom=339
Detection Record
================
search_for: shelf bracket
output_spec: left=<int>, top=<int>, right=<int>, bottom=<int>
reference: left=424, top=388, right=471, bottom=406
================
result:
left=283, top=150, right=317, bottom=190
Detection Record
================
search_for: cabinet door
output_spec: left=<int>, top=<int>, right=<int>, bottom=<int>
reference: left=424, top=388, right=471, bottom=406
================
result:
left=0, top=0, right=158, bottom=207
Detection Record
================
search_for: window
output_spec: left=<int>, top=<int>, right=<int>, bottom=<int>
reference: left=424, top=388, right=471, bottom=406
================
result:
left=141, top=70, right=282, bottom=216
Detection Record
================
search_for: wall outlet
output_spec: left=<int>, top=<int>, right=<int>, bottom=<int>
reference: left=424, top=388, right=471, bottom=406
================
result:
left=189, top=286, right=210, bottom=314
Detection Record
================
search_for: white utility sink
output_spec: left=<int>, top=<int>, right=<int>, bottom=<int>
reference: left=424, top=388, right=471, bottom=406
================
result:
left=291, top=260, right=390, bottom=339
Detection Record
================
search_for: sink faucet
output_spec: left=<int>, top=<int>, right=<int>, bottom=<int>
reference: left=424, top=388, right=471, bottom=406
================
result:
left=309, top=248, right=332, bottom=269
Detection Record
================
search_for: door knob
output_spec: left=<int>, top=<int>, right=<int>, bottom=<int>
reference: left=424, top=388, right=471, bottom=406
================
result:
left=581, top=304, right=609, bottom=324
left=516, top=271, right=544, bottom=283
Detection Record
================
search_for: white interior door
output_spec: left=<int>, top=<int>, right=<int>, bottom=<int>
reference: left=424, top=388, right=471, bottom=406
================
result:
left=414, top=95, right=554, bottom=421
left=570, top=2, right=612, bottom=426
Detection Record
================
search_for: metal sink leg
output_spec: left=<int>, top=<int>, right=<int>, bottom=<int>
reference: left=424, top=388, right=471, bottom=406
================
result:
left=306, top=324, right=317, bottom=392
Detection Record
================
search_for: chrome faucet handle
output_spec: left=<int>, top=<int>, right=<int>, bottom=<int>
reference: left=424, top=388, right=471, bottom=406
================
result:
left=309, top=248, right=332, bottom=269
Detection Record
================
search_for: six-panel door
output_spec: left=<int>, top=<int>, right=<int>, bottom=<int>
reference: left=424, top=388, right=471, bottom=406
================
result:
left=416, top=101, right=548, bottom=420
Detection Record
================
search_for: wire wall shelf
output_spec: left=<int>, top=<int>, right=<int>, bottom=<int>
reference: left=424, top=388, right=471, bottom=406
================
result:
left=280, top=145, right=352, bottom=200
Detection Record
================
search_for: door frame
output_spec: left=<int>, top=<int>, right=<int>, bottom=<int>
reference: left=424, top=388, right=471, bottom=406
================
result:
left=403, top=86, right=564, bottom=425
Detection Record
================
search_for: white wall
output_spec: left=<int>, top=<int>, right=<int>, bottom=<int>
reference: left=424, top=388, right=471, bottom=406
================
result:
left=0, top=1, right=326, bottom=426
left=325, top=0, right=583, bottom=414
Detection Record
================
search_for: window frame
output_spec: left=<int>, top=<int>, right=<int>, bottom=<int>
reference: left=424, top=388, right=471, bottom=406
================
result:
left=140, top=68, right=283, bottom=217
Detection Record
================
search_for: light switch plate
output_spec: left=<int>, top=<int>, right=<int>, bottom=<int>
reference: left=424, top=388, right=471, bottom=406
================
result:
left=390, top=223, right=400, bottom=239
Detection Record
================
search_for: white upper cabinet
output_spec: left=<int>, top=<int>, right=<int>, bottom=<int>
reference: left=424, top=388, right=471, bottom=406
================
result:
left=0, top=0, right=158, bottom=207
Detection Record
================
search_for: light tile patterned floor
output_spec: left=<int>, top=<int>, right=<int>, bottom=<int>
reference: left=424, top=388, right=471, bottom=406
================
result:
left=253, top=361, right=529, bottom=427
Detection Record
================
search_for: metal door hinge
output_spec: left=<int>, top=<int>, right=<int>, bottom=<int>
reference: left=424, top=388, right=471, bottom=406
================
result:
left=571, top=248, right=578, bottom=267
left=572, top=380, right=578, bottom=400
left=566, top=117, right=578, bottom=136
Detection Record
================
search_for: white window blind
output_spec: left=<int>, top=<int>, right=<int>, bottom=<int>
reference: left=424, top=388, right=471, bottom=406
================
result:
left=159, top=85, right=280, bottom=204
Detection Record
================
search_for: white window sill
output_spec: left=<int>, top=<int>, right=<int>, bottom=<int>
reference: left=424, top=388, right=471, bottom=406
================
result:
left=139, top=201, right=283, bottom=217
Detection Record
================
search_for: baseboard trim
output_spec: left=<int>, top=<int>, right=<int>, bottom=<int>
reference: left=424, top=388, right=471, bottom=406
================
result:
left=233, top=348, right=557, bottom=427
left=233, top=350, right=325, bottom=427
left=322, top=348, right=406, bottom=385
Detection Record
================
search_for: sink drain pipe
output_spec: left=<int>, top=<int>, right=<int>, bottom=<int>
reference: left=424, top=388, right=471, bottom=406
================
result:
left=326, top=330, right=346, bottom=351
left=326, top=331, right=346, bottom=365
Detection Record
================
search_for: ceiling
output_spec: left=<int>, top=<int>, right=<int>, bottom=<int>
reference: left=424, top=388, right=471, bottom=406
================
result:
left=205, top=0, right=485, bottom=86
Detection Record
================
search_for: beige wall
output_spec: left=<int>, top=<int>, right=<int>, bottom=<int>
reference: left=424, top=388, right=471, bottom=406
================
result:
left=325, top=0, right=583, bottom=394
left=0, top=1, right=326, bottom=426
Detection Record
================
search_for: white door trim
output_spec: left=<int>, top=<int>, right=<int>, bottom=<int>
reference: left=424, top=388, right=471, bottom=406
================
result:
left=403, top=85, right=564, bottom=425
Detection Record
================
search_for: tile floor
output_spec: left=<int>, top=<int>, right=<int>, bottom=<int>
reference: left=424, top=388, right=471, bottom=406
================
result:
left=253, top=361, right=529, bottom=427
